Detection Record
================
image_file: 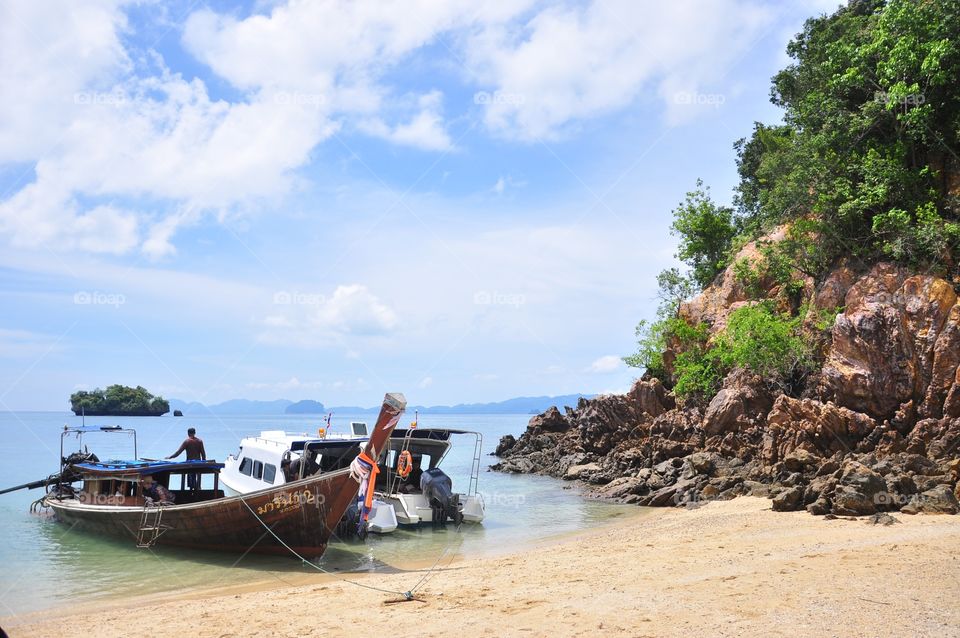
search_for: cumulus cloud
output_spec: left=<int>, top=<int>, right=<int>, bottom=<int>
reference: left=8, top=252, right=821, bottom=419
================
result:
left=466, top=0, right=772, bottom=138
left=358, top=91, right=453, bottom=151
left=587, top=355, right=623, bottom=374
left=259, top=284, right=399, bottom=348
left=0, top=0, right=778, bottom=260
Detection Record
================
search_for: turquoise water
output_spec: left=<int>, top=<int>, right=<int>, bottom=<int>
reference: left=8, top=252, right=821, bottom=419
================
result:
left=0, top=411, right=637, bottom=617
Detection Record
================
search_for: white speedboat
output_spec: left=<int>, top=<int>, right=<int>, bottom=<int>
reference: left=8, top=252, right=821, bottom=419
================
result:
left=222, top=422, right=399, bottom=534
left=377, top=428, right=485, bottom=526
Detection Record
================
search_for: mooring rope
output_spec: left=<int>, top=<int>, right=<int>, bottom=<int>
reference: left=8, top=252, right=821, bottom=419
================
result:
left=237, top=494, right=458, bottom=600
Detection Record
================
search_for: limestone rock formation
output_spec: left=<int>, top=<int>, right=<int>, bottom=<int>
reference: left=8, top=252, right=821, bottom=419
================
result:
left=493, top=259, right=960, bottom=517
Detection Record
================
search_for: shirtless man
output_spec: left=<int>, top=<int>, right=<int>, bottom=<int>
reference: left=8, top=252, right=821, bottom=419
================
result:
left=167, top=428, right=206, bottom=460
left=167, top=427, right=206, bottom=490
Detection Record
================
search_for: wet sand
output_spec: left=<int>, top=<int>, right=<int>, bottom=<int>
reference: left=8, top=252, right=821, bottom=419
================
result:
left=5, top=497, right=960, bottom=637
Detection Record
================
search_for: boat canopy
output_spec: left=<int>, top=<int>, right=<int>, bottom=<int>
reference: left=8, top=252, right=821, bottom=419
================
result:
left=71, top=459, right=224, bottom=477
left=390, top=428, right=478, bottom=441
left=63, top=425, right=132, bottom=434
left=290, top=439, right=367, bottom=452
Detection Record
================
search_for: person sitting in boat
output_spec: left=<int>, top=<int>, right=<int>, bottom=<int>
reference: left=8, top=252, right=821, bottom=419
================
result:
left=285, top=450, right=320, bottom=481
left=166, top=427, right=206, bottom=491
left=141, top=475, right=175, bottom=505
left=400, top=454, right=423, bottom=493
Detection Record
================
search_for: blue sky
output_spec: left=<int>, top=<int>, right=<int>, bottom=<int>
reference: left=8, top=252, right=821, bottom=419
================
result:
left=0, top=0, right=842, bottom=411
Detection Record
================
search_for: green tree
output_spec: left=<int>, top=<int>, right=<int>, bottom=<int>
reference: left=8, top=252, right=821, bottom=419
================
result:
left=670, top=180, right=737, bottom=288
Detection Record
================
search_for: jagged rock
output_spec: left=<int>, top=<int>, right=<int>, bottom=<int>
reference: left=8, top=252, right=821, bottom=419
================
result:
left=627, top=378, right=674, bottom=417
left=832, top=486, right=878, bottom=516
left=686, top=452, right=715, bottom=475
left=772, top=486, right=804, bottom=511
left=640, top=478, right=696, bottom=507
left=700, top=484, right=721, bottom=499
left=564, top=462, right=601, bottom=480
left=867, top=513, right=901, bottom=525
left=491, top=256, right=960, bottom=517
left=529, top=406, right=570, bottom=434
left=821, top=267, right=960, bottom=421
left=766, top=396, right=876, bottom=462
left=702, top=369, right=773, bottom=435
left=807, top=497, right=832, bottom=515
left=596, top=477, right=643, bottom=499
left=901, top=485, right=960, bottom=514
left=828, top=461, right=887, bottom=516
left=783, top=448, right=819, bottom=472
left=494, top=434, right=516, bottom=456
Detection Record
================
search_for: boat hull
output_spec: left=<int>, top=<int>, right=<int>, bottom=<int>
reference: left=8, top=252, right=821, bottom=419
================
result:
left=46, top=392, right=406, bottom=557
left=47, top=468, right=358, bottom=556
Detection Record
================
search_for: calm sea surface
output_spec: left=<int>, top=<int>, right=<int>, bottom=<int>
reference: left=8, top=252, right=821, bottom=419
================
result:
left=0, top=411, right=638, bottom=616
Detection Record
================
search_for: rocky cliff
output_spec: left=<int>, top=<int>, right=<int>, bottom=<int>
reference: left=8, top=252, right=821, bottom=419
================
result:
left=493, top=258, right=960, bottom=516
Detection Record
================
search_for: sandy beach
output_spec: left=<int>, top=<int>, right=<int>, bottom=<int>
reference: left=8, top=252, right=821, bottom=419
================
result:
left=4, top=496, right=959, bottom=638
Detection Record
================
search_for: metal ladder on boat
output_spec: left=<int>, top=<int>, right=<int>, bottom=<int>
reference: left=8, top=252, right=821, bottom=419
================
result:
left=468, top=433, right=483, bottom=496
left=137, top=504, right=167, bottom=548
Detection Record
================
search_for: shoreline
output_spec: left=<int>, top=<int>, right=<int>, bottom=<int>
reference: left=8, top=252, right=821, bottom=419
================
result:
left=5, top=497, right=960, bottom=637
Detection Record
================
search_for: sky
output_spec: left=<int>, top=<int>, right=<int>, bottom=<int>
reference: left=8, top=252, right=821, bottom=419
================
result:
left=0, top=0, right=843, bottom=411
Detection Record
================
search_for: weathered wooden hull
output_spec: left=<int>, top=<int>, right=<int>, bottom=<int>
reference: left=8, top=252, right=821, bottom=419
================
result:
left=46, top=392, right=405, bottom=558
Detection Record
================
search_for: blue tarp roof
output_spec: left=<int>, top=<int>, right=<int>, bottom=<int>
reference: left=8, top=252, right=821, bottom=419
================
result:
left=72, top=459, right=223, bottom=475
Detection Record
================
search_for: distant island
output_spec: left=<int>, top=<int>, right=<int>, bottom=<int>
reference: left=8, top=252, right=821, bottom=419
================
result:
left=284, top=400, right=326, bottom=414
left=168, top=394, right=593, bottom=416
left=70, top=385, right=169, bottom=416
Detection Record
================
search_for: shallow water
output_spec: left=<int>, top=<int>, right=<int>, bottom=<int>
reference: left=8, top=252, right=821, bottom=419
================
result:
left=0, top=411, right=637, bottom=616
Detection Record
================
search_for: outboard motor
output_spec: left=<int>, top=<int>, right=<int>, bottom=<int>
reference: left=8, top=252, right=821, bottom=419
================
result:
left=420, top=468, right=462, bottom=527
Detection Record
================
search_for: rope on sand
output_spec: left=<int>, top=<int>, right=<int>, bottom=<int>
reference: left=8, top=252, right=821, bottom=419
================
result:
left=237, top=495, right=456, bottom=602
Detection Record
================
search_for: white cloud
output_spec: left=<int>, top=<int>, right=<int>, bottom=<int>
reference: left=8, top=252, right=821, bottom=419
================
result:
left=418, top=376, right=433, bottom=389
left=259, top=284, right=399, bottom=347
left=466, top=0, right=772, bottom=139
left=587, top=355, right=623, bottom=374
left=359, top=90, right=453, bottom=151
left=0, top=0, right=131, bottom=163
left=0, top=328, right=64, bottom=359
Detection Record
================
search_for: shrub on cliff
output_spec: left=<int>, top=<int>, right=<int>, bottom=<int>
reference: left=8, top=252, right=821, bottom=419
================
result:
left=670, top=180, right=737, bottom=289
left=627, top=303, right=813, bottom=403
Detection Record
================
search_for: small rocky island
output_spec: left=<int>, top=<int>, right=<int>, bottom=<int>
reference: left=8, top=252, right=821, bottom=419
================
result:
left=70, top=385, right=170, bottom=416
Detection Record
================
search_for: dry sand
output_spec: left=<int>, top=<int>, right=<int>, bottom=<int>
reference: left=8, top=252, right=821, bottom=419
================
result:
left=4, top=497, right=960, bottom=638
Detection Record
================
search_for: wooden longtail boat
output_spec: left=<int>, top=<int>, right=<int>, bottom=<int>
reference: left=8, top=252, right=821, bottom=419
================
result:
left=41, top=392, right=405, bottom=558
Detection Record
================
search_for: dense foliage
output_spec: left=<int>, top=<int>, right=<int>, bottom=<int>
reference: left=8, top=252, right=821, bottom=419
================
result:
left=70, top=385, right=170, bottom=416
left=670, top=180, right=738, bottom=288
left=627, top=0, right=960, bottom=400
left=667, top=304, right=813, bottom=401
left=737, top=0, right=960, bottom=269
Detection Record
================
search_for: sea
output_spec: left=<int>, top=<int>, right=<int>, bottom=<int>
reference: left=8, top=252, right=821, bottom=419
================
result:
left=0, top=411, right=639, bottom=618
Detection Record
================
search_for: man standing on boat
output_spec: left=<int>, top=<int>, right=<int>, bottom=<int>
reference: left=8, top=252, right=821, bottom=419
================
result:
left=167, top=427, right=206, bottom=490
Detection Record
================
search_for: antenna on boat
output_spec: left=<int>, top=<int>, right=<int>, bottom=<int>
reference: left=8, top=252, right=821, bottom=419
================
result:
left=81, top=405, right=85, bottom=427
